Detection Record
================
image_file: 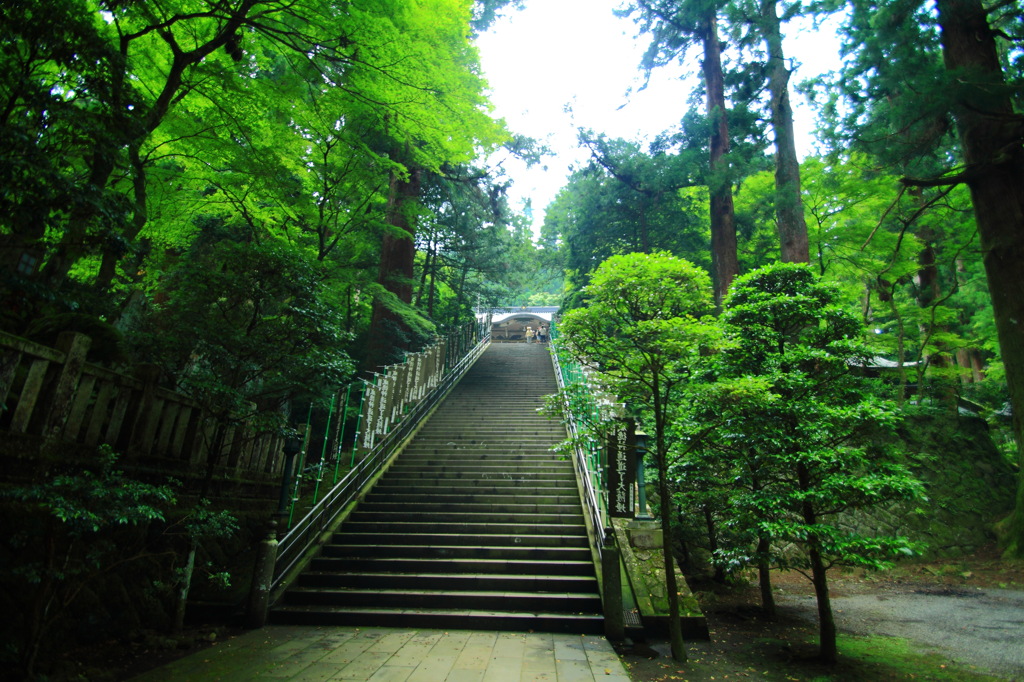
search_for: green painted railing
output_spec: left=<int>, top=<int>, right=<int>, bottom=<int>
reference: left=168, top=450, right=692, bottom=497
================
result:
left=548, top=321, right=608, bottom=555
left=272, top=322, right=489, bottom=594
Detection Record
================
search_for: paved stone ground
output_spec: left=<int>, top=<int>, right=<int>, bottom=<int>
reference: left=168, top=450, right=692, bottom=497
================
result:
left=128, top=626, right=633, bottom=681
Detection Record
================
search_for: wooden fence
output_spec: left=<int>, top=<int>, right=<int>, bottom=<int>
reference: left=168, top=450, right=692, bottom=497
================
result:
left=0, top=330, right=283, bottom=477
left=356, top=322, right=479, bottom=452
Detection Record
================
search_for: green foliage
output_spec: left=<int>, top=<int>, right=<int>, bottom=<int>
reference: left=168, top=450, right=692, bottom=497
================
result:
left=735, top=154, right=998, bottom=401
left=678, top=262, right=925, bottom=660
left=558, top=251, right=717, bottom=661
left=0, top=446, right=243, bottom=675
left=7, top=445, right=175, bottom=539
left=2, top=445, right=179, bottom=675
left=131, top=224, right=354, bottom=417
left=413, top=168, right=535, bottom=325
left=542, top=139, right=713, bottom=307
left=1, top=0, right=517, bottom=368
left=175, top=498, right=240, bottom=546
left=807, top=0, right=958, bottom=175
left=558, top=252, right=716, bottom=402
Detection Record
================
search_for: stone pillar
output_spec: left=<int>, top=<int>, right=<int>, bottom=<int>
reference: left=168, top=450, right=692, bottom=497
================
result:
left=602, top=528, right=625, bottom=640
left=246, top=521, right=279, bottom=629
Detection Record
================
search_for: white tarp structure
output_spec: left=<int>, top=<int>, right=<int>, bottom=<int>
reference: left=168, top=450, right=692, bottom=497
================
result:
left=477, top=307, right=557, bottom=340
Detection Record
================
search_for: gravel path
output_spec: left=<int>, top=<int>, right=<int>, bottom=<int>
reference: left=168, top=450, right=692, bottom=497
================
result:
left=786, top=585, right=1024, bottom=679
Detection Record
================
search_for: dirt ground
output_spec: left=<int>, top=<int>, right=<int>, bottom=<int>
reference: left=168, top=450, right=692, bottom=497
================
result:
left=617, top=548, right=1024, bottom=682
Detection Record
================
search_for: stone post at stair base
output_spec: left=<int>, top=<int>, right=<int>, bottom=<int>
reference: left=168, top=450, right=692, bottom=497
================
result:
left=602, top=528, right=625, bottom=640
left=246, top=522, right=279, bottom=629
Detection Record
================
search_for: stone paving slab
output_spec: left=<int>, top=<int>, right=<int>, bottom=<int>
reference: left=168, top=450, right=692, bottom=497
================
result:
left=129, top=626, right=632, bottom=682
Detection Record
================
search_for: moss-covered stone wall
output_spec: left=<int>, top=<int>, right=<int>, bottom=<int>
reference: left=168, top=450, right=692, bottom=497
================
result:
left=839, top=413, right=1017, bottom=558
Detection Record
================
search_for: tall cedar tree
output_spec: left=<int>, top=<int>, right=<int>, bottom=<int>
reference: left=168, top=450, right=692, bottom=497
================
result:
left=626, top=0, right=741, bottom=304
left=934, top=0, right=1024, bottom=556
left=831, top=0, right=1024, bottom=556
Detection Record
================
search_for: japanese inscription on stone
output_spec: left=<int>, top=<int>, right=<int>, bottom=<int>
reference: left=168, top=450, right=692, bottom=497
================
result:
left=607, top=420, right=636, bottom=518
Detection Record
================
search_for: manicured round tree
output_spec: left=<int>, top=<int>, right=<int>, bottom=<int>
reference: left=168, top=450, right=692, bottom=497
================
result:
left=716, top=262, right=923, bottom=663
left=559, top=251, right=716, bottom=662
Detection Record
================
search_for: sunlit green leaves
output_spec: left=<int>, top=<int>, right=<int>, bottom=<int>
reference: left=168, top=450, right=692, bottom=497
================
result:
left=559, top=252, right=716, bottom=397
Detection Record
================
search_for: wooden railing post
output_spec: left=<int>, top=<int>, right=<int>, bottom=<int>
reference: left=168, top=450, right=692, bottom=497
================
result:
left=128, top=364, right=162, bottom=457
left=43, top=332, right=91, bottom=441
left=0, top=347, right=22, bottom=413
left=10, top=358, right=50, bottom=433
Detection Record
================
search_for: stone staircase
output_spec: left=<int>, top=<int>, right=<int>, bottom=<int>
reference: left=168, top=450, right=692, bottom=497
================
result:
left=271, top=343, right=603, bottom=633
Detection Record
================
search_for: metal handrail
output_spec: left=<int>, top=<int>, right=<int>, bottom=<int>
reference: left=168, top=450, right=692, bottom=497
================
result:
left=271, top=334, right=491, bottom=593
left=548, top=337, right=606, bottom=562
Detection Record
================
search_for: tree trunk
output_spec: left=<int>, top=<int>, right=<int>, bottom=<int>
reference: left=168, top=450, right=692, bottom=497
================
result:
left=201, top=422, right=229, bottom=500
left=428, top=257, right=438, bottom=320
left=761, top=0, right=809, bottom=264
left=913, top=226, right=956, bottom=410
left=365, top=167, right=422, bottom=372
left=797, top=462, right=837, bottom=662
left=451, top=263, right=470, bottom=330
left=638, top=205, right=651, bottom=253
left=657, top=459, right=687, bottom=662
left=173, top=541, right=197, bottom=633
left=41, top=144, right=118, bottom=285
left=653, top=376, right=687, bottom=661
left=345, top=285, right=354, bottom=333
left=808, top=540, right=837, bottom=663
left=955, top=259, right=985, bottom=384
left=756, top=535, right=776, bottom=618
left=415, top=238, right=433, bottom=307
left=97, top=144, right=148, bottom=290
left=23, top=525, right=60, bottom=678
left=703, top=506, right=725, bottom=582
left=701, top=10, right=739, bottom=307
left=935, top=0, right=1024, bottom=557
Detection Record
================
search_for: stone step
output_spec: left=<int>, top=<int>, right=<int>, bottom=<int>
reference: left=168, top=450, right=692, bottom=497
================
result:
left=381, top=465, right=572, bottom=476
left=411, top=430, right=564, bottom=439
left=308, top=556, right=595, bottom=578
left=272, top=342, right=601, bottom=634
left=371, top=479, right=578, bottom=491
left=280, top=588, right=601, bottom=614
left=270, top=606, right=604, bottom=634
left=321, top=543, right=592, bottom=562
left=357, top=501, right=582, bottom=515
left=398, top=448, right=561, bottom=457
left=413, top=442, right=562, bottom=449
left=395, top=448, right=565, bottom=458
left=328, top=532, right=589, bottom=548
left=402, top=440, right=562, bottom=447
left=362, top=492, right=583, bottom=506
left=297, top=571, right=598, bottom=593
left=386, top=461, right=571, bottom=471
left=339, top=520, right=586, bottom=536
left=432, top=409, right=553, bottom=413
left=347, top=510, right=585, bottom=525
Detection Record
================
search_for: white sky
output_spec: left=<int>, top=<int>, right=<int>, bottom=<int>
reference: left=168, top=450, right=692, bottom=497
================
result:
left=475, top=0, right=845, bottom=233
